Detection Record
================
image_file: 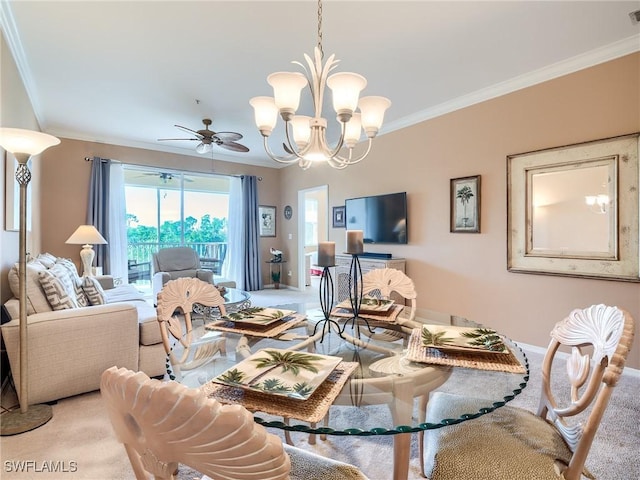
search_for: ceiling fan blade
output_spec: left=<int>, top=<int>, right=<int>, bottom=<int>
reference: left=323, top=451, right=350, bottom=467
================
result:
left=174, top=124, right=199, bottom=134
left=218, top=141, right=250, bottom=153
left=212, top=132, right=243, bottom=142
left=157, top=137, right=200, bottom=141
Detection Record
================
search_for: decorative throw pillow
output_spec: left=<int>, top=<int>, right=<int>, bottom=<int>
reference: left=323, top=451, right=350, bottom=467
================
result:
left=82, top=276, right=106, bottom=305
left=55, top=258, right=88, bottom=307
left=38, top=270, right=78, bottom=310
left=36, top=252, right=58, bottom=269
left=8, top=260, right=53, bottom=314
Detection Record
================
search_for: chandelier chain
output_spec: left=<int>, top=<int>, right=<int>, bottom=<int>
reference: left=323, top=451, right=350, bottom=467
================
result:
left=317, top=0, right=324, bottom=59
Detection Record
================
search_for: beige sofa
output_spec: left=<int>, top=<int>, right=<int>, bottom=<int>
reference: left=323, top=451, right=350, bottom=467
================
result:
left=1, top=254, right=165, bottom=405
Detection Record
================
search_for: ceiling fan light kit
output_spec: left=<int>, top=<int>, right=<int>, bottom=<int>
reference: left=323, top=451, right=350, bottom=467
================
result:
left=250, top=0, right=391, bottom=170
left=158, top=117, right=249, bottom=154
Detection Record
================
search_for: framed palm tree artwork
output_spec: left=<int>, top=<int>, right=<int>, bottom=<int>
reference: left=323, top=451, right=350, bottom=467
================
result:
left=450, top=175, right=481, bottom=233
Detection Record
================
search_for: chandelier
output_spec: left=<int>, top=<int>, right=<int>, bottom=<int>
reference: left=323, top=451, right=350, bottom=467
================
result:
left=250, top=0, right=391, bottom=170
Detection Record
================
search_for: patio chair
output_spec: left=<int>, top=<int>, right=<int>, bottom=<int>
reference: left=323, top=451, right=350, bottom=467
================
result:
left=421, top=304, right=634, bottom=480
left=100, top=366, right=370, bottom=480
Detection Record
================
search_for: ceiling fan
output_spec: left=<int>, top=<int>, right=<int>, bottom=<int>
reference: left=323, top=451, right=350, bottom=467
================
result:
left=158, top=118, right=249, bottom=154
left=135, top=172, right=193, bottom=184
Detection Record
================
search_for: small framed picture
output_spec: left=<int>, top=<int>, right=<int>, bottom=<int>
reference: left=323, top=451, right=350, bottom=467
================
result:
left=332, top=205, right=346, bottom=228
left=259, top=205, right=276, bottom=237
left=450, top=175, right=481, bottom=233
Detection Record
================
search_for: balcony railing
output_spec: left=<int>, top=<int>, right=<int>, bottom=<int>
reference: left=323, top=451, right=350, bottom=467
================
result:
left=127, top=242, right=227, bottom=275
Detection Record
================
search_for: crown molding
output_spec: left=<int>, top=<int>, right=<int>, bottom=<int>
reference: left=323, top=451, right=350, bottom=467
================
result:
left=382, top=34, right=640, bottom=136
left=0, top=1, right=46, bottom=128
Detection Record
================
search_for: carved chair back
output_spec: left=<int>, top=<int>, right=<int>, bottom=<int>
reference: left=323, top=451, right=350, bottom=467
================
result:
left=538, top=304, right=634, bottom=480
left=100, top=366, right=291, bottom=480
left=156, top=277, right=227, bottom=354
left=362, top=268, right=417, bottom=324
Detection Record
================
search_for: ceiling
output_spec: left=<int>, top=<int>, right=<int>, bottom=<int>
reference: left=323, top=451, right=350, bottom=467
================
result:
left=2, top=1, right=639, bottom=168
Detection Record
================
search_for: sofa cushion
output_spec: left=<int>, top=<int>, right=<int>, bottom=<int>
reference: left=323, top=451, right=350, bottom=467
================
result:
left=102, top=284, right=161, bottom=346
left=56, top=258, right=89, bottom=307
left=38, top=266, right=79, bottom=310
left=136, top=302, right=162, bottom=346
left=104, top=284, right=146, bottom=303
left=8, top=260, right=52, bottom=314
left=82, top=276, right=106, bottom=305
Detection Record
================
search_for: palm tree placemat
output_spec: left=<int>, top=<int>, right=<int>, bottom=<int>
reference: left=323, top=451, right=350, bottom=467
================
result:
left=405, top=328, right=526, bottom=374
left=201, top=361, right=358, bottom=423
left=205, top=313, right=307, bottom=338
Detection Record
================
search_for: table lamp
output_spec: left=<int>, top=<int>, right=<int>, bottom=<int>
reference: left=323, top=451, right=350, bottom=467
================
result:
left=65, top=225, right=107, bottom=277
left=0, top=127, right=60, bottom=435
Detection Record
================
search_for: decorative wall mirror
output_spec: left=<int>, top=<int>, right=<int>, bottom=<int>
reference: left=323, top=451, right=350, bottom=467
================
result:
left=507, top=133, right=639, bottom=282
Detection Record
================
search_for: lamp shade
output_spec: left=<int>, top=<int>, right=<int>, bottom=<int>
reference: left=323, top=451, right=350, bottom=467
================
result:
left=358, top=96, right=392, bottom=137
left=249, top=96, right=279, bottom=136
left=195, top=142, right=212, bottom=154
left=65, top=225, right=107, bottom=245
left=327, top=72, right=366, bottom=117
left=267, top=71, right=307, bottom=113
left=0, top=128, right=60, bottom=156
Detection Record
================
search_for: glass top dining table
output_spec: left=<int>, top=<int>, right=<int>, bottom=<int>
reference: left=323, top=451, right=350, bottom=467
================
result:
left=167, top=302, right=529, bottom=480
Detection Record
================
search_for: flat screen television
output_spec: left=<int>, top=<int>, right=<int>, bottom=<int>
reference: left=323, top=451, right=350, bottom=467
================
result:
left=345, top=192, right=407, bottom=244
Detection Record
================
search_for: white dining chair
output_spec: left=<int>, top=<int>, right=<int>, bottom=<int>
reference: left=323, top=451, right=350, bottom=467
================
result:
left=100, top=366, right=370, bottom=480
left=421, top=304, right=634, bottom=480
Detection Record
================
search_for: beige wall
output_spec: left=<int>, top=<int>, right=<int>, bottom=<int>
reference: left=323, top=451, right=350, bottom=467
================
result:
left=280, top=53, right=640, bottom=369
left=38, top=139, right=281, bottom=282
left=1, top=34, right=42, bottom=303
left=2, top=29, right=638, bottom=368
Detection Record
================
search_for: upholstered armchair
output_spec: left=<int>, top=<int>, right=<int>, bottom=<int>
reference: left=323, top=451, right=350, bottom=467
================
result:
left=151, top=247, right=214, bottom=301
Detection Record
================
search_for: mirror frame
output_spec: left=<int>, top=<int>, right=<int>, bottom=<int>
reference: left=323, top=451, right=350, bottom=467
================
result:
left=507, top=133, right=639, bottom=282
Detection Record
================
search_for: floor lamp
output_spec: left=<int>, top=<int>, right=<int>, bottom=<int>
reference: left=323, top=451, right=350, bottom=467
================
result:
left=0, top=128, right=60, bottom=435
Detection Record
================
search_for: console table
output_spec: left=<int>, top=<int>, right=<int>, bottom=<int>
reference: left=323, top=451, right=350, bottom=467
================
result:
left=334, top=254, right=405, bottom=302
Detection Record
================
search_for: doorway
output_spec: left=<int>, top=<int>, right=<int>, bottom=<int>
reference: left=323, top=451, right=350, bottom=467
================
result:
left=297, top=185, right=328, bottom=291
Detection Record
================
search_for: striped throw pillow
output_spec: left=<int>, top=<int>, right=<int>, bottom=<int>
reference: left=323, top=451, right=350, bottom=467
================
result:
left=82, top=276, right=106, bottom=305
left=38, top=270, right=78, bottom=310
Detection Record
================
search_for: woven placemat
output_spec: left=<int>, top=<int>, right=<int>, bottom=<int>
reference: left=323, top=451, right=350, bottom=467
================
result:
left=204, top=313, right=307, bottom=338
left=405, top=328, right=526, bottom=373
left=330, top=304, right=404, bottom=324
left=200, top=362, right=358, bottom=423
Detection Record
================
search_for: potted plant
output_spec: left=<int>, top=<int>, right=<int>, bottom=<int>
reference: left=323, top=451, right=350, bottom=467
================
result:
left=271, top=270, right=281, bottom=289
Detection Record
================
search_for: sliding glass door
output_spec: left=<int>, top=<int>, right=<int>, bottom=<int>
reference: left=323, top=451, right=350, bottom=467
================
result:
left=123, top=167, right=230, bottom=285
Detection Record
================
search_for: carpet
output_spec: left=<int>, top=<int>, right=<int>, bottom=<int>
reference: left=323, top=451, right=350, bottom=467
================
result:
left=1, top=287, right=638, bottom=479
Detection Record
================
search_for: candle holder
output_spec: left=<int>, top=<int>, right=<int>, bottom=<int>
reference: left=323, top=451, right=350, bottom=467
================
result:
left=311, top=265, right=342, bottom=342
left=339, top=254, right=375, bottom=338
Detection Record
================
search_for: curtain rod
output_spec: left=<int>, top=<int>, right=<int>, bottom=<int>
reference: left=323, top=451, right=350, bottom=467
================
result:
left=83, top=157, right=262, bottom=180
